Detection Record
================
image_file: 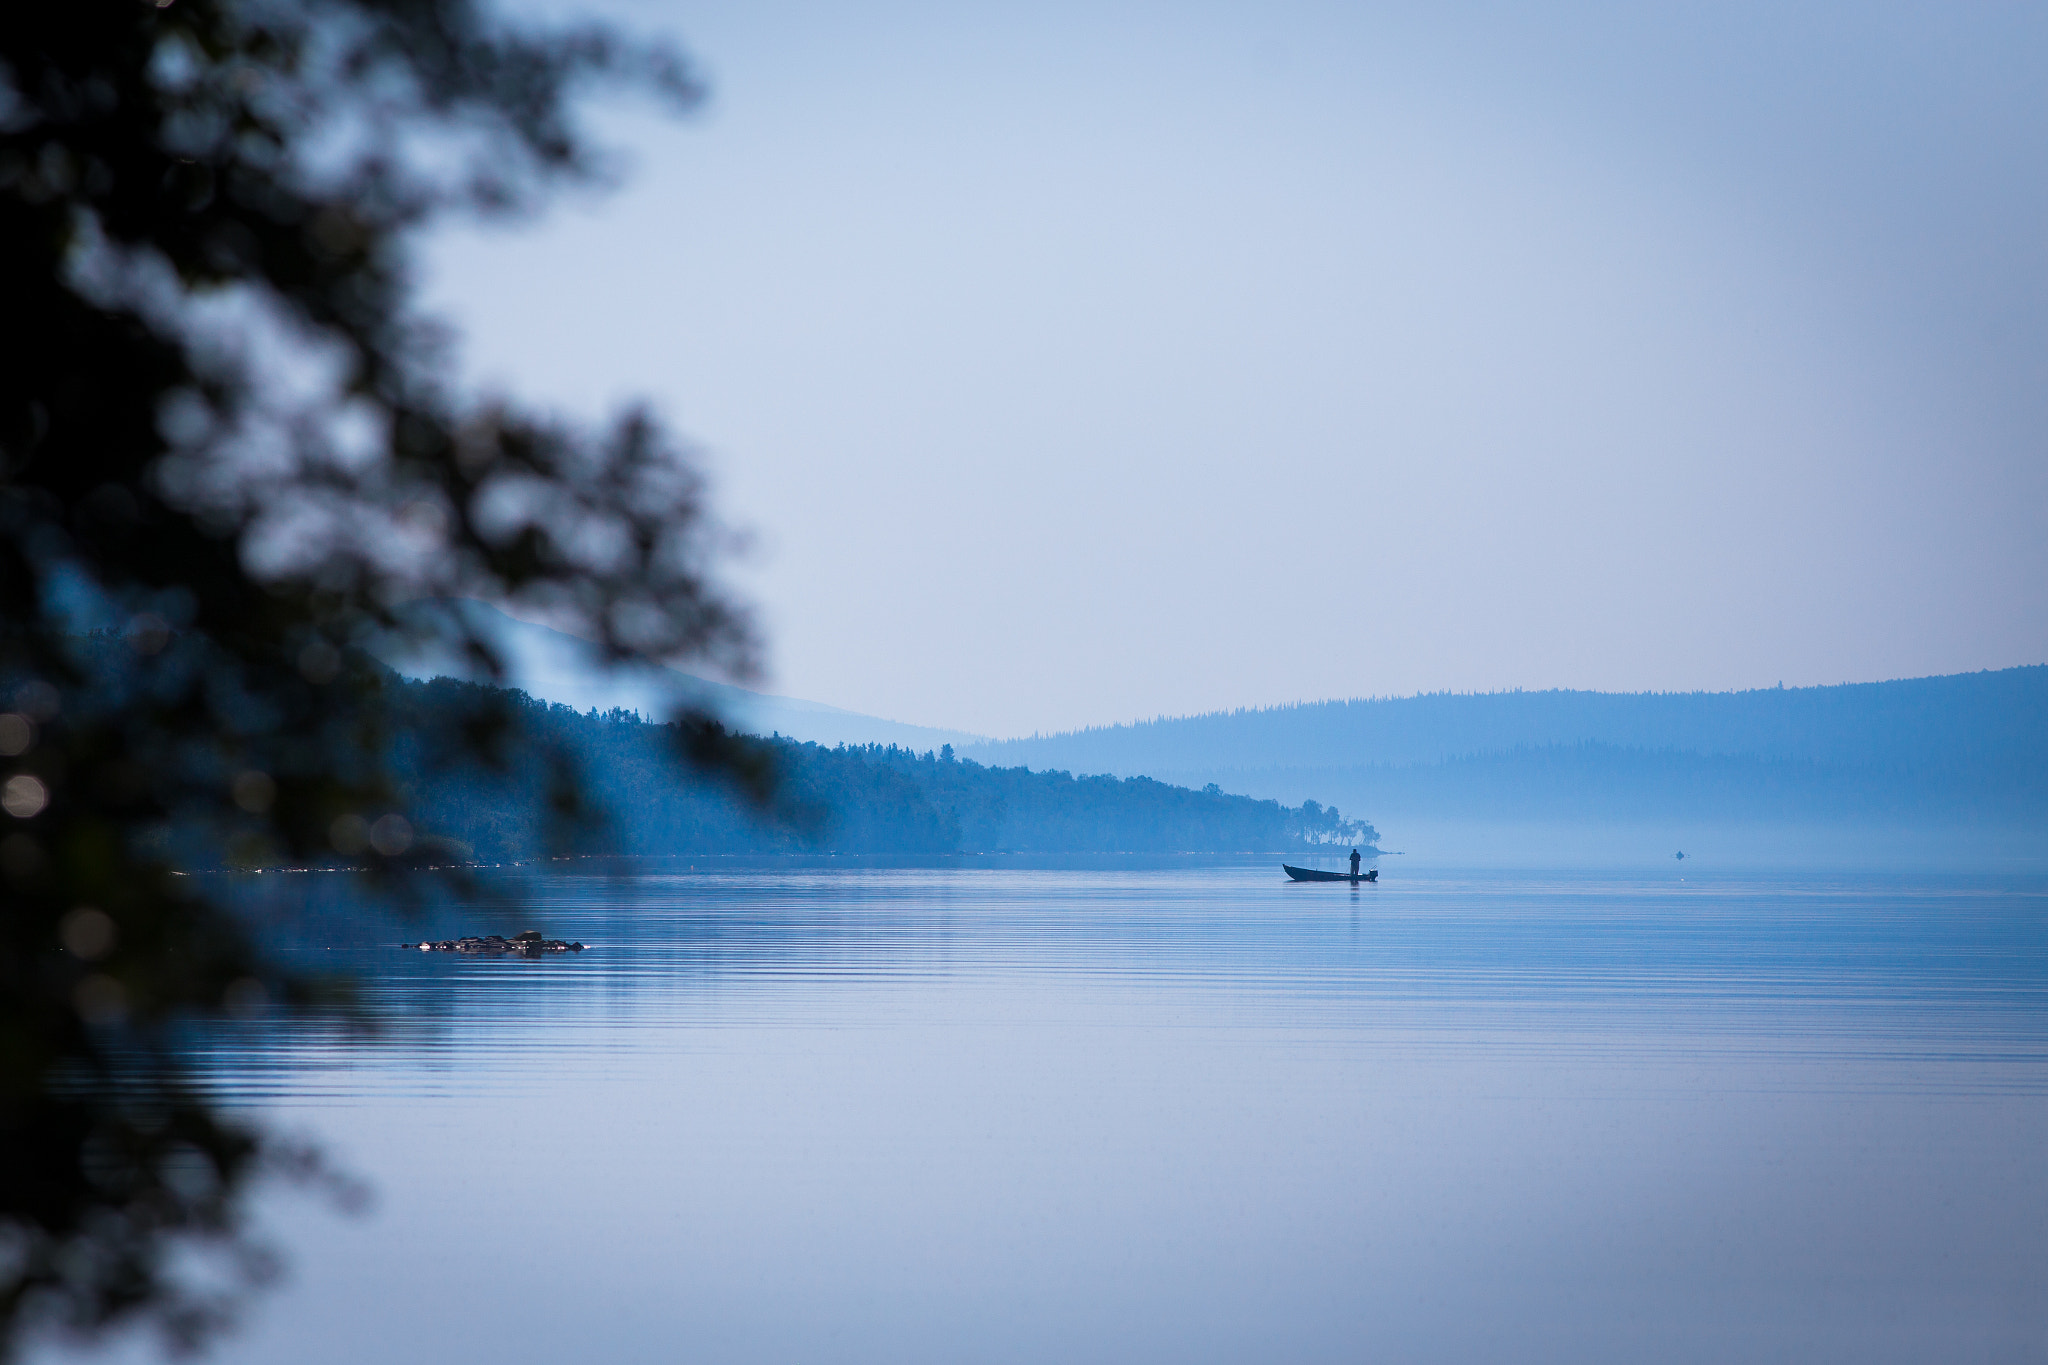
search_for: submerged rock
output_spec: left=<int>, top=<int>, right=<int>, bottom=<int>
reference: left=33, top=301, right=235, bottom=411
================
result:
left=406, top=933, right=584, bottom=956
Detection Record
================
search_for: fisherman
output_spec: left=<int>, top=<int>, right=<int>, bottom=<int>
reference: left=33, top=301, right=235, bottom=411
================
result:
left=1349, top=847, right=1362, bottom=880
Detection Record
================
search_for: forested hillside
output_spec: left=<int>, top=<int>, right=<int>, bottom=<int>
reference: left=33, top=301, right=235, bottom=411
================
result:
left=390, top=678, right=1375, bottom=859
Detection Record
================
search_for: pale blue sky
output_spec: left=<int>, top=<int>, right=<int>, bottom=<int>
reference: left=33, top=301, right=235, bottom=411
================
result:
left=423, top=0, right=2048, bottom=737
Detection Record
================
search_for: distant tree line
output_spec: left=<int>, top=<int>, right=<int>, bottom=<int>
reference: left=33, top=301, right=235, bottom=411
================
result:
left=388, top=676, right=1377, bottom=858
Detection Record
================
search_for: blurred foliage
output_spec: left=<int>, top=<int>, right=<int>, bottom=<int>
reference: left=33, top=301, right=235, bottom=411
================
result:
left=0, top=0, right=757, bottom=1355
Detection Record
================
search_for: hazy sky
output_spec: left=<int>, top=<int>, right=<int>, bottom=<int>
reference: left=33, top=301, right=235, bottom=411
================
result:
left=423, top=0, right=2048, bottom=738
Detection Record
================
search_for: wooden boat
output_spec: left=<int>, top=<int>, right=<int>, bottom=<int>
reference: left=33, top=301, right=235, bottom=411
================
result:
left=1283, top=864, right=1377, bottom=883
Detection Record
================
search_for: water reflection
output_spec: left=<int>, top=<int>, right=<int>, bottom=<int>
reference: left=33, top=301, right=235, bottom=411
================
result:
left=206, top=863, right=2048, bottom=1098
left=114, top=864, right=2048, bottom=1365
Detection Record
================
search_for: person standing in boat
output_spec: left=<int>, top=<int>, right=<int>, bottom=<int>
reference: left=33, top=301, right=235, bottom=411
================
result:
left=1349, top=847, right=1362, bottom=879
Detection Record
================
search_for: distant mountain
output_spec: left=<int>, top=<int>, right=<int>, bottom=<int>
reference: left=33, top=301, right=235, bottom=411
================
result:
left=959, top=668, right=2048, bottom=831
left=374, top=600, right=987, bottom=752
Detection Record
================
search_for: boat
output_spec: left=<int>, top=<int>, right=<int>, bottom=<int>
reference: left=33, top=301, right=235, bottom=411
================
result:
left=1283, top=864, right=1377, bottom=883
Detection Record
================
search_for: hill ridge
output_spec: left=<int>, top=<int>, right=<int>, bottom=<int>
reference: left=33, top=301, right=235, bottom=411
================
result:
left=959, top=667, right=2048, bottom=830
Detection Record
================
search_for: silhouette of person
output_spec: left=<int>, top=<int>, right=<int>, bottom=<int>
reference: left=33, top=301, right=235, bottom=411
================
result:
left=1349, top=847, right=1362, bottom=879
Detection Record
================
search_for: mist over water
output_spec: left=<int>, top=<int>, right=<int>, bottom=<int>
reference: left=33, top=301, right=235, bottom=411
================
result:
left=61, top=862, right=2048, bottom=1365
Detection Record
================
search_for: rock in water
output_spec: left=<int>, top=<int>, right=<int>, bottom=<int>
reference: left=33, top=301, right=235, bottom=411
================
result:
left=405, top=934, right=585, bottom=955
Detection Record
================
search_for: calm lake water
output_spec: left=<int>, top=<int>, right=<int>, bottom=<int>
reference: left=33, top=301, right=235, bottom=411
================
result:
left=66, top=862, right=2048, bottom=1363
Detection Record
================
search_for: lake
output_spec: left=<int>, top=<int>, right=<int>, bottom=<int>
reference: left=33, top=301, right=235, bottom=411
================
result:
left=62, top=861, right=2048, bottom=1363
